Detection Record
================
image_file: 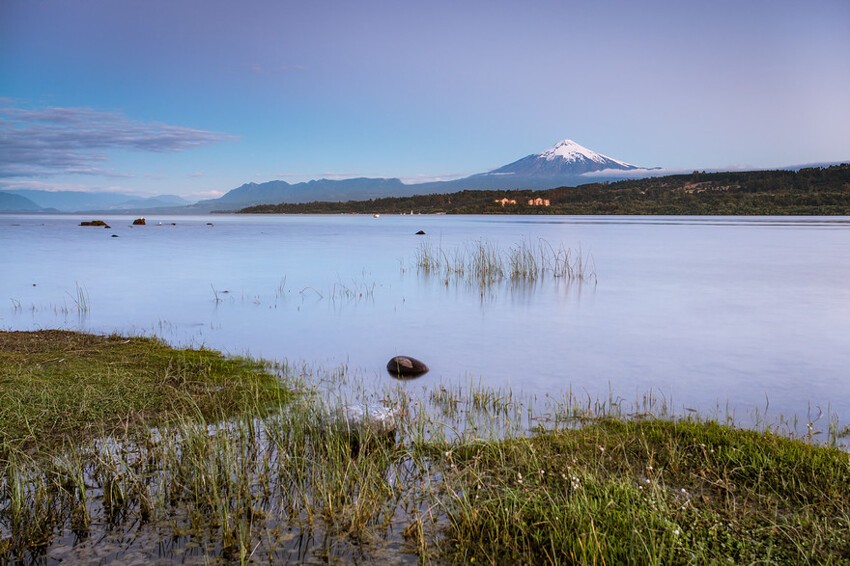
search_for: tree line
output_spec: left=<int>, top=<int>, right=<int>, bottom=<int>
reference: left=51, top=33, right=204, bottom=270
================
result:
left=239, top=164, right=850, bottom=215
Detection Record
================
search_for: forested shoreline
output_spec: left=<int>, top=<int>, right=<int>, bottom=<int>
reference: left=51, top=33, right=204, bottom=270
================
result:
left=239, top=164, right=850, bottom=215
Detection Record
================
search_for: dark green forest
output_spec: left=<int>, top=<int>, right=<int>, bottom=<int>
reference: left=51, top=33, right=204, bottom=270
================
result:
left=239, top=164, right=850, bottom=215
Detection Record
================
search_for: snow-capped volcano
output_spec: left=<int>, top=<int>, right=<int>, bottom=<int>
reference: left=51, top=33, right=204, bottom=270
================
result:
left=192, top=138, right=656, bottom=209
left=539, top=139, right=637, bottom=168
left=485, top=139, right=640, bottom=178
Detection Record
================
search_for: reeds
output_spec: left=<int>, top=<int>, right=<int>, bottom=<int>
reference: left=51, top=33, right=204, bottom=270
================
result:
left=3, top=332, right=850, bottom=563
left=415, top=238, right=597, bottom=288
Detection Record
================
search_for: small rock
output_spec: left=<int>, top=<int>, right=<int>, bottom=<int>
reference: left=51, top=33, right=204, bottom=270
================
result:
left=415, top=230, right=426, bottom=235
left=132, top=217, right=146, bottom=225
left=325, top=403, right=402, bottom=456
left=111, top=234, right=119, bottom=238
left=387, top=355, right=429, bottom=378
left=333, top=403, right=401, bottom=435
left=206, top=222, right=214, bottom=226
left=80, top=220, right=111, bottom=228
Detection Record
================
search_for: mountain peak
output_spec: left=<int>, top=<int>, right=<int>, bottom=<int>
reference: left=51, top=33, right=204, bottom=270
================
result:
left=538, top=139, right=635, bottom=169
left=483, top=138, right=640, bottom=179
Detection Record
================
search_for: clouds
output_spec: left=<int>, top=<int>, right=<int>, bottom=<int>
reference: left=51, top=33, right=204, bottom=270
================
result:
left=0, top=103, right=236, bottom=178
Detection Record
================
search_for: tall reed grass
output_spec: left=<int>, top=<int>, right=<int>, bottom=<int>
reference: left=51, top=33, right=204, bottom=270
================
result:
left=415, top=238, right=597, bottom=289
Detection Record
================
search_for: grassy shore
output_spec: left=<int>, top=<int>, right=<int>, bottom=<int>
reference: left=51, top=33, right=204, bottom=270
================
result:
left=0, top=330, right=290, bottom=456
left=2, top=330, right=849, bottom=563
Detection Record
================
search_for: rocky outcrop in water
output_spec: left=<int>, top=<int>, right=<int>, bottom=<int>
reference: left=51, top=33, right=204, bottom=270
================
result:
left=80, top=220, right=110, bottom=228
left=387, top=356, right=429, bottom=378
left=132, top=217, right=146, bottom=225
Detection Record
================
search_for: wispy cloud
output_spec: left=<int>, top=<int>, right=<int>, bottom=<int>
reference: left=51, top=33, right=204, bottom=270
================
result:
left=0, top=103, right=237, bottom=178
left=399, top=172, right=469, bottom=184
left=186, top=189, right=225, bottom=200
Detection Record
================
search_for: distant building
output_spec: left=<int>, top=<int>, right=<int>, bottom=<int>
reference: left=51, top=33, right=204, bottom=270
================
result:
left=528, top=197, right=550, bottom=207
left=495, top=197, right=517, bottom=207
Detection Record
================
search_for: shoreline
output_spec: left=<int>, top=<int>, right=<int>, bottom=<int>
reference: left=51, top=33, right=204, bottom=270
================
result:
left=2, top=330, right=849, bottom=563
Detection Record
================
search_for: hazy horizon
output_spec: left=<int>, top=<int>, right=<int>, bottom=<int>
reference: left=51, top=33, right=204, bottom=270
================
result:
left=2, top=0, right=849, bottom=200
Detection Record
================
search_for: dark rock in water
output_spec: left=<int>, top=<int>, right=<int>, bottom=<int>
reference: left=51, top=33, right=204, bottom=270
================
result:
left=111, top=234, right=119, bottom=238
left=387, top=356, right=429, bottom=378
left=132, top=217, right=146, bottom=225
left=80, top=220, right=110, bottom=228
left=206, top=222, right=214, bottom=226
left=415, top=230, right=426, bottom=235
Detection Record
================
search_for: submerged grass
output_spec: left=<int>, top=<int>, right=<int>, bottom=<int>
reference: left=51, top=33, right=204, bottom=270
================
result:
left=2, top=331, right=849, bottom=563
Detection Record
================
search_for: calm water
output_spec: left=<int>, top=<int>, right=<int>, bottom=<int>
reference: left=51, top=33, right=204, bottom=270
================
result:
left=2, top=213, right=850, bottom=429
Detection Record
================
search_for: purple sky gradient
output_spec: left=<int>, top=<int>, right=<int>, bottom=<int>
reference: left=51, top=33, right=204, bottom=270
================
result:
left=2, top=0, right=849, bottom=198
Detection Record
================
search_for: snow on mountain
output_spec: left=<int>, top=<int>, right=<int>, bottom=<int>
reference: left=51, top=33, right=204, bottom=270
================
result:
left=195, top=138, right=656, bottom=209
left=538, top=139, right=637, bottom=169
left=483, top=139, right=640, bottom=178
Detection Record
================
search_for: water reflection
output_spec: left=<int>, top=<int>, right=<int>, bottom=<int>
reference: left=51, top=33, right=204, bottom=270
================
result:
left=1, top=213, right=849, bottom=432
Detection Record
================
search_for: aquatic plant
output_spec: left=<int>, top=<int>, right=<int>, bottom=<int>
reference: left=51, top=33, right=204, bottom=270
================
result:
left=414, top=238, right=596, bottom=289
left=2, top=331, right=849, bottom=563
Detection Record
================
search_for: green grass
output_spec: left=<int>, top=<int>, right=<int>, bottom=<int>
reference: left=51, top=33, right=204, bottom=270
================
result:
left=432, top=418, right=850, bottom=564
left=2, top=331, right=849, bottom=563
left=0, top=330, right=290, bottom=456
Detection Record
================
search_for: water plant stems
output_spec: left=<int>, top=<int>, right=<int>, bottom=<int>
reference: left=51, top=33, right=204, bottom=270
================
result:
left=415, top=238, right=597, bottom=288
left=2, top=331, right=849, bottom=563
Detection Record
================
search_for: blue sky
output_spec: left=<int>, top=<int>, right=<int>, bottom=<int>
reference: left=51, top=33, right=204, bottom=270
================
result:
left=2, top=0, right=849, bottom=199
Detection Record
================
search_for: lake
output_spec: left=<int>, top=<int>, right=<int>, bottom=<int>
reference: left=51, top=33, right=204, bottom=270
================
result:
left=2, top=213, right=850, bottom=433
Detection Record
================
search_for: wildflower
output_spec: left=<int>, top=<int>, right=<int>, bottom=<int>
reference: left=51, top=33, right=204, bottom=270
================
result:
left=517, top=472, right=523, bottom=485
left=673, top=528, right=680, bottom=536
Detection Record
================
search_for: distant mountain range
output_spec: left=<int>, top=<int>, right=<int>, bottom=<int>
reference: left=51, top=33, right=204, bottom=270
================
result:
left=181, top=139, right=657, bottom=212
left=4, top=139, right=844, bottom=214
left=0, top=190, right=189, bottom=213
